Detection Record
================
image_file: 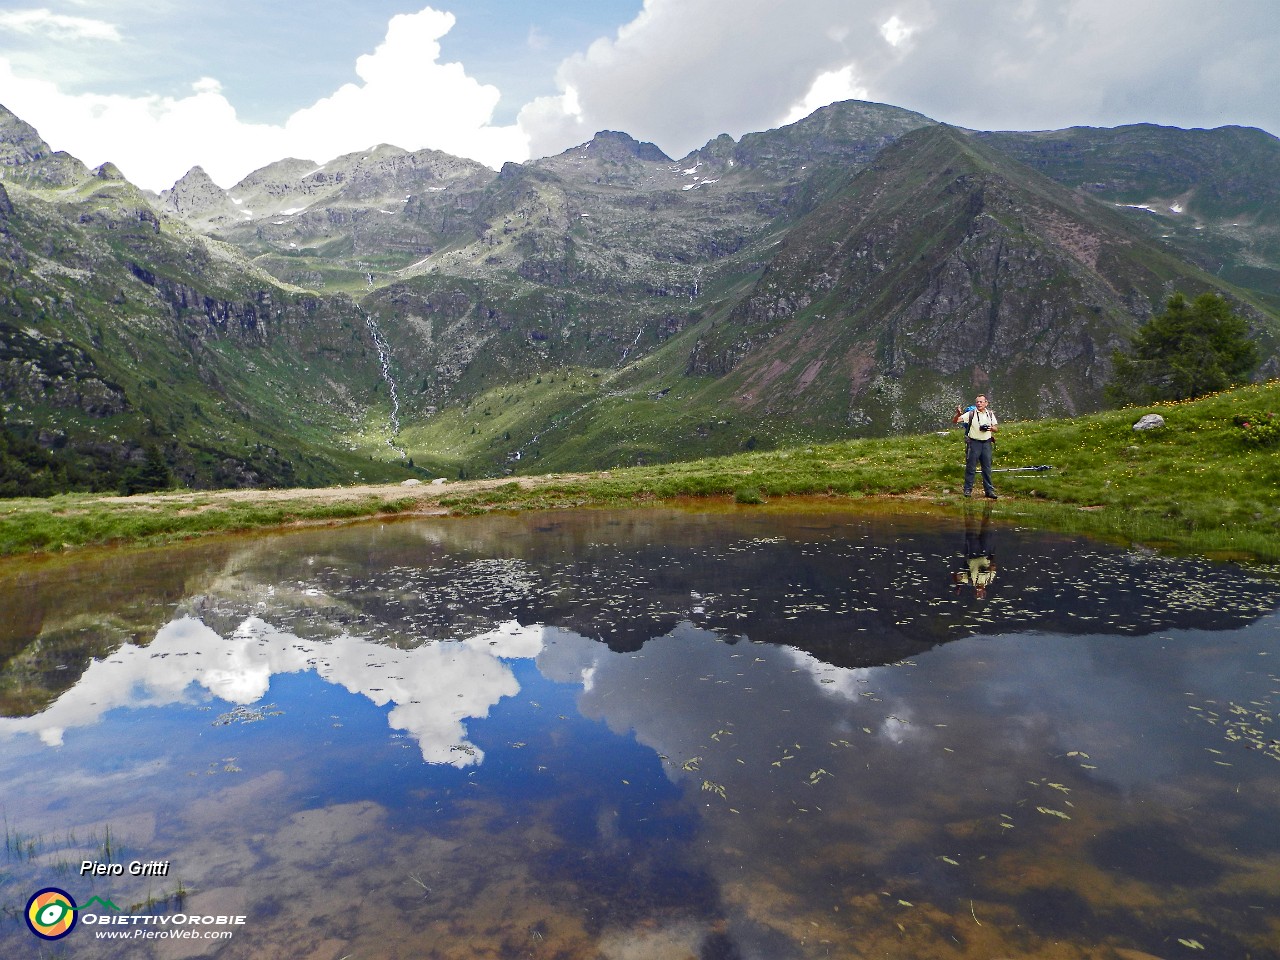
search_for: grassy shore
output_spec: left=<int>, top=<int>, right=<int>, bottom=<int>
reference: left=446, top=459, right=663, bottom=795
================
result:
left=2, top=382, right=1278, bottom=563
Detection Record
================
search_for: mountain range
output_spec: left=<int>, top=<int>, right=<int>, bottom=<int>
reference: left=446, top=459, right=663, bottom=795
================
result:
left=2, top=99, right=1277, bottom=492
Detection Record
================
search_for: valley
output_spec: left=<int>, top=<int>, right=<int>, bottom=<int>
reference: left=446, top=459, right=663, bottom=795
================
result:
left=2, top=99, right=1278, bottom=493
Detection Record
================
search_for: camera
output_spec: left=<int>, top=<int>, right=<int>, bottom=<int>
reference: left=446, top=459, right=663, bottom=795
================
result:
left=979, top=423, right=990, bottom=431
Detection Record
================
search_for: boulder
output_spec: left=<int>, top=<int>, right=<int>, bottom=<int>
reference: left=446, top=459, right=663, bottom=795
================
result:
left=1133, top=414, right=1165, bottom=431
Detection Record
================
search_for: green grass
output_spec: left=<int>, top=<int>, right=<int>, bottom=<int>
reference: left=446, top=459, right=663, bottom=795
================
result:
left=0, top=493, right=412, bottom=556
left=395, top=369, right=604, bottom=472
left=1, top=381, right=1278, bottom=562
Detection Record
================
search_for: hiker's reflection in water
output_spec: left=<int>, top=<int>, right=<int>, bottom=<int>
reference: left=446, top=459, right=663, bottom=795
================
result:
left=953, top=500, right=997, bottom=599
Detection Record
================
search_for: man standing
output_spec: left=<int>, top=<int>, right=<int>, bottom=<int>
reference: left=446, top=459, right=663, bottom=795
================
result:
left=952, top=395, right=999, bottom=499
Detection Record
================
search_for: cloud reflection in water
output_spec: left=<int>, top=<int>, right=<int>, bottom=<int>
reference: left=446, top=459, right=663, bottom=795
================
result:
left=0, top=615, right=554, bottom=765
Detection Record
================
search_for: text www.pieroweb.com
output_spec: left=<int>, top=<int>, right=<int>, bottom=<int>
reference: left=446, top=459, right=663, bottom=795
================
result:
left=95, top=928, right=235, bottom=941
left=85, top=913, right=246, bottom=942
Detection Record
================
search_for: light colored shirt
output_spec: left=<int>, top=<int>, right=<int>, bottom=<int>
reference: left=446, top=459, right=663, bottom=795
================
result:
left=968, top=556, right=996, bottom=587
left=959, top=408, right=998, bottom=440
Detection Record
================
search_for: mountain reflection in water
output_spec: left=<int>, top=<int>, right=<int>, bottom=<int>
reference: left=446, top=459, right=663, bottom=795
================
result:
left=1, top=507, right=1278, bottom=960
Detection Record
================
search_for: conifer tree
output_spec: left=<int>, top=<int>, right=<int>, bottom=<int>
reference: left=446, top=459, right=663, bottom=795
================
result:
left=118, top=444, right=172, bottom=495
left=1107, top=292, right=1259, bottom=404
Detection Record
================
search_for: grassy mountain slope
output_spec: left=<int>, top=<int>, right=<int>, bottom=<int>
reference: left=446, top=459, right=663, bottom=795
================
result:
left=978, top=124, right=1280, bottom=303
left=416, top=125, right=1279, bottom=478
left=308, top=111, right=1280, bottom=481
left=0, top=110, right=419, bottom=491
left=682, top=126, right=1280, bottom=431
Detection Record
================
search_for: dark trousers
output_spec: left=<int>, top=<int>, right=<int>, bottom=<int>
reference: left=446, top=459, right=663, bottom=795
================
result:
left=964, top=439, right=996, bottom=496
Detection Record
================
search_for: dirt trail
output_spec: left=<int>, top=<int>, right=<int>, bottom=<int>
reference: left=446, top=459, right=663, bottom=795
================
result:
left=89, top=473, right=596, bottom=509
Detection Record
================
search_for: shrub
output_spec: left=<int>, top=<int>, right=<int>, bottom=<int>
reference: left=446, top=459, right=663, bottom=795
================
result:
left=1234, top=411, right=1280, bottom=446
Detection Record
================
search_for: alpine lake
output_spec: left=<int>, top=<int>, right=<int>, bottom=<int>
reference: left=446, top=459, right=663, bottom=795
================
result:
left=2, top=503, right=1278, bottom=960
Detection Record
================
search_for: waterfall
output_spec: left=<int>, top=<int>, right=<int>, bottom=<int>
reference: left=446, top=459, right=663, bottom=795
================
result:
left=365, top=314, right=407, bottom=461
left=619, top=325, right=644, bottom=362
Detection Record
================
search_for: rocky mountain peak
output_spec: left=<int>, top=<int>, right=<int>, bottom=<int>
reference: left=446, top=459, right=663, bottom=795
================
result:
left=160, top=165, right=233, bottom=217
left=94, top=161, right=126, bottom=181
left=359, top=143, right=409, bottom=160
left=229, top=158, right=321, bottom=194
left=0, top=102, right=88, bottom=187
left=0, top=103, right=48, bottom=164
left=697, top=133, right=737, bottom=156
left=583, top=130, right=671, bottom=163
left=719, top=99, right=935, bottom=180
left=531, top=130, right=674, bottom=188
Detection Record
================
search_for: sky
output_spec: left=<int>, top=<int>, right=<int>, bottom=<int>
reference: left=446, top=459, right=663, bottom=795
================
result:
left=1, top=0, right=1277, bottom=192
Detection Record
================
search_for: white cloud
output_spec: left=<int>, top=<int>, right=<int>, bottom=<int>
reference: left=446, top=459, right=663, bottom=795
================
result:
left=781, top=65, right=868, bottom=126
left=0, top=5, right=528, bottom=191
left=870, top=0, right=1280, bottom=133
left=879, top=15, right=915, bottom=47
left=519, top=0, right=875, bottom=160
left=2, top=0, right=1277, bottom=193
left=517, top=84, right=587, bottom=160
left=518, top=0, right=1280, bottom=162
left=278, top=8, right=526, bottom=171
left=0, top=8, right=121, bottom=42
left=0, top=62, right=278, bottom=188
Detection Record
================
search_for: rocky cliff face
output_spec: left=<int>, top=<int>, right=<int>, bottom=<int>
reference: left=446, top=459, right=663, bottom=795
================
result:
left=0, top=323, right=128, bottom=415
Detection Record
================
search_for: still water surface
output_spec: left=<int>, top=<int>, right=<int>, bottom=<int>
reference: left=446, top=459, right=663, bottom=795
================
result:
left=1, top=506, right=1278, bottom=959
